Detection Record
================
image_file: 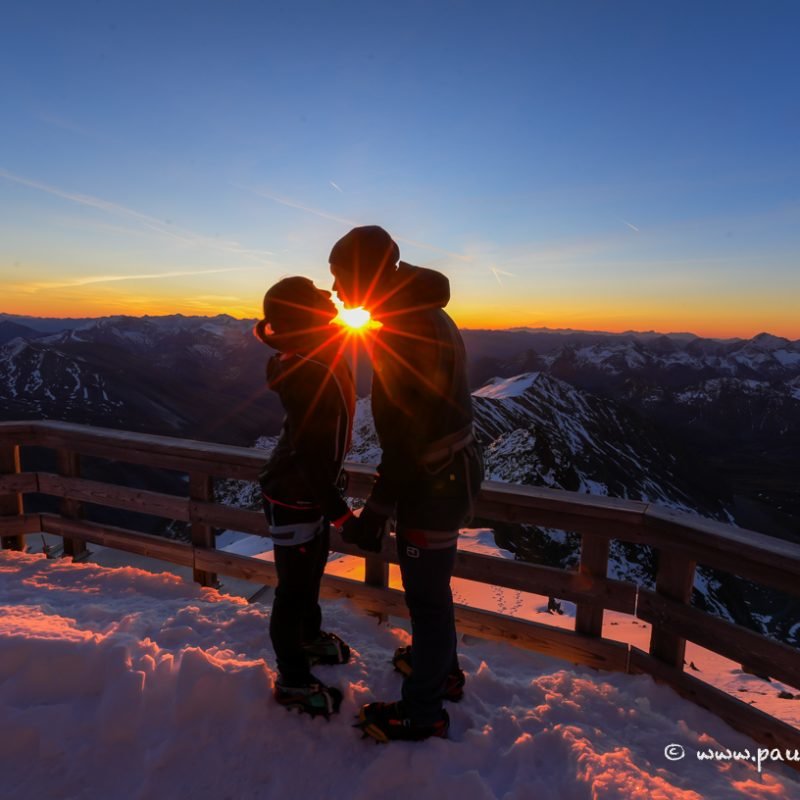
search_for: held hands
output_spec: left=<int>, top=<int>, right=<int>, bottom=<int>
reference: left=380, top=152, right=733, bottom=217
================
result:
left=340, top=503, right=391, bottom=553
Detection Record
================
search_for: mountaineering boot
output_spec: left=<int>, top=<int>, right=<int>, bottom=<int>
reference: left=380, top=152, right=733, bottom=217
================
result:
left=273, top=675, right=343, bottom=719
left=391, top=645, right=466, bottom=702
left=302, top=630, right=351, bottom=666
left=356, top=701, right=449, bottom=743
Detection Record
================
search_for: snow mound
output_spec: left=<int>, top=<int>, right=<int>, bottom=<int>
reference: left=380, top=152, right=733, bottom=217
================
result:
left=0, top=550, right=797, bottom=799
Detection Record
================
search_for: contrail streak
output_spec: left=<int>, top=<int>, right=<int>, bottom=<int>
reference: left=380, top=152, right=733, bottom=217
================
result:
left=0, top=168, right=273, bottom=262
left=489, top=266, right=515, bottom=286
left=620, top=218, right=640, bottom=232
left=27, top=267, right=244, bottom=290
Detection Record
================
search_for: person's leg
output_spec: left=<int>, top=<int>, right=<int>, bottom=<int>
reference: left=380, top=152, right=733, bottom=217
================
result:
left=300, top=521, right=330, bottom=643
left=271, top=541, right=318, bottom=683
left=395, top=527, right=458, bottom=722
left=264, top=499, right=325, bottom=683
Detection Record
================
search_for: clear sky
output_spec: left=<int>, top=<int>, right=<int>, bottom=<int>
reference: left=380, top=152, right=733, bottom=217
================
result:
left=1, top=0, right=798, bottom=338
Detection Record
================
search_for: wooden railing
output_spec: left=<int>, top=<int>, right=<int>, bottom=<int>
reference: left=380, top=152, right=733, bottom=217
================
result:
left=1, top=420, right=799, bottom=758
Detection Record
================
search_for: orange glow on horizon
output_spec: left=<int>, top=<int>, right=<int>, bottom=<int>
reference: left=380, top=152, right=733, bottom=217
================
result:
left=3, top=294, right=799, bottom=341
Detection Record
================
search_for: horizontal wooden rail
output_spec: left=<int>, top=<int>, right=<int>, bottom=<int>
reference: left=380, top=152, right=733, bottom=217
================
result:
left=40, top=514, right=194, bottom=568
left=0, top=513, right=42, bottom=537
left=643, top=505, right=800, bottom=598
left=0, top=473, right=39, bottom=494
left=637, top=589, right=800, bottom=692
left=38, top=473, right=190, bottom=521
left=475, top=481, right=648, bottom=535
left=453, top=549, right=637, bottom=615
left=188, top=501, right=268, bottom=534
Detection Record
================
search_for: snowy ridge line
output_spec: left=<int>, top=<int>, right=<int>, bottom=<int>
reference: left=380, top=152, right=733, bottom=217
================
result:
left=3, top=419, right=800, bottom=759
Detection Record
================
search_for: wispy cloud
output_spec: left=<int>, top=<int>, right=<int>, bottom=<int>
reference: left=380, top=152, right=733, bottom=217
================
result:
left=329, top=181, right=343, bottom=193
left=620, top=217, right=640, bottom=232
left=20, top=267, right=244, bottom=291
left=36, top=111, right=94, bottom=138
left=237, top=185, right=357, bottom=226
left=0, top=168, right=273, bottom=263
left=236, top=184, right=473, bottom=262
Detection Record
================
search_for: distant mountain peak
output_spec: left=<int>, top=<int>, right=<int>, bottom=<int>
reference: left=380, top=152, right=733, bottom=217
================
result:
left=751, top=332, right=791, bottom=349
left=474, top=372, right=541, bottom=399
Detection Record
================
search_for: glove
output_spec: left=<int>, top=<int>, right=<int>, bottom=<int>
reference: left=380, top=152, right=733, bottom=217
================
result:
left=341, top=504, right=390, bottom=553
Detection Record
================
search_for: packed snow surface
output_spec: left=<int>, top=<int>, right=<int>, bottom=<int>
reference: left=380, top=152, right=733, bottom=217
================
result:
left=2, top=551, right=798, bottom=800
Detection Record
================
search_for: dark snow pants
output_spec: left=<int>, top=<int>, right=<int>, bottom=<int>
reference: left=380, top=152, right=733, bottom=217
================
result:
left=394, top=442, right=483, bottom=722
left=264, top=500, right=330, bottom=684
left=396, top=527, right=459, bottom=722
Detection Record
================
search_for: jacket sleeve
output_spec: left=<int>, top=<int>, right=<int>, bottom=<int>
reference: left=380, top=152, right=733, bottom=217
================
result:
left=275, top=361, right=351, bottom=521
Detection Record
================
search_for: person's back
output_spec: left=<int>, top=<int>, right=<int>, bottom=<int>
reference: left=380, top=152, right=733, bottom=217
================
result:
left=368, top=262, right=477, bottom=529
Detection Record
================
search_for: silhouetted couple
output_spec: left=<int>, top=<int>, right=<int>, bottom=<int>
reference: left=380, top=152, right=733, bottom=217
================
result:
left=254, top=226, right=483, bottom=741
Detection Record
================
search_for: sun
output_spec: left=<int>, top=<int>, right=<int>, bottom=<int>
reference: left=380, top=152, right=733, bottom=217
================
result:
left=335, top=306, right=373, bottom=331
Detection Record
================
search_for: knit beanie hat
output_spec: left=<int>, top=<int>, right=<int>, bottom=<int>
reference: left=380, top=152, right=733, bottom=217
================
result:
left=329, top=226, right=399, bottom=279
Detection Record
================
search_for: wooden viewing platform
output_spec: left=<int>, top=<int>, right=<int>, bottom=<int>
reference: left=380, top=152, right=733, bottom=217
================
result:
left=1, top=419, right=799, bottom=762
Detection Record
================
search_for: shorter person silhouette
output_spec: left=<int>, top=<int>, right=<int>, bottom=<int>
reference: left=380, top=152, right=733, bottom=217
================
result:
left=254, top=277, right=356, bottom=718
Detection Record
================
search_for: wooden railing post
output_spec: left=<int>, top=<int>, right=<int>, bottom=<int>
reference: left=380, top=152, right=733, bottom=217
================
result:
left=189, top=472, right=217, bottom=587
left=0, top=443, right=25, bottom=551
left=363, top=520, right=391, bottom=622
left=56, top=449, right=88, bottom=561
left=648, top=550, right=696, bottom=668
left=574, top=534, right=609, bottom=637
left=364, top=555, right=389, bottom=590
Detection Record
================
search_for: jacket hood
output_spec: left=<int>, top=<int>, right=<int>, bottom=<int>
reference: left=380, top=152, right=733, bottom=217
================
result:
left=378, top=262, right=450, bottom=315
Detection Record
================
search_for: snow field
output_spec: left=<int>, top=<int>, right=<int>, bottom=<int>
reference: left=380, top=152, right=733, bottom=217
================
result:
left=1, top=550, right=799, bottom=799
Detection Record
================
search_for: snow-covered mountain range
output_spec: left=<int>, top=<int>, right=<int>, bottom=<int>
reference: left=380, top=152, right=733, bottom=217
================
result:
left=0, top=314, right=282, bottom=443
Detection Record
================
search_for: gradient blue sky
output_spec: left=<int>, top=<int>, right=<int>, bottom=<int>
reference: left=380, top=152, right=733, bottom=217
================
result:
left=1, top=0, right=798, bottom=336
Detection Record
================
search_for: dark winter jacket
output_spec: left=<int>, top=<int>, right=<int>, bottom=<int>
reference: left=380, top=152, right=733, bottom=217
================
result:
left=259, top=344, right=355, bottom=522
left=368, top=262, right=477, bottom=512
